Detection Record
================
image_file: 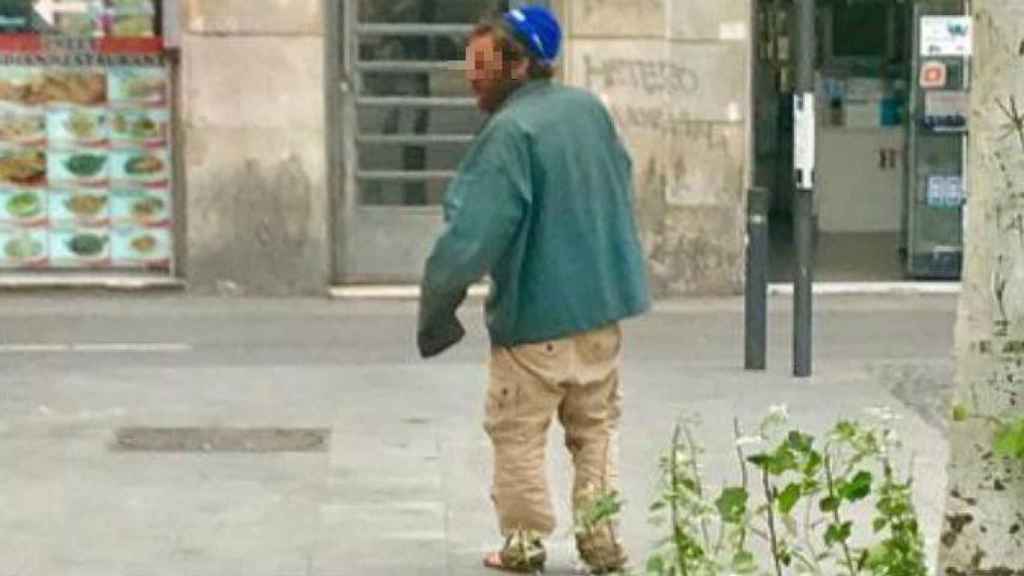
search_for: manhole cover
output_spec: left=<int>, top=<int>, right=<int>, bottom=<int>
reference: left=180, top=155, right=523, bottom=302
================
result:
left=113, top=427, right=330, bottom=453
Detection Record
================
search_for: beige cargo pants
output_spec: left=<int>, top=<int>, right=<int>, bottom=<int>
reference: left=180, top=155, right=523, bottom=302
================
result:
left=484, top=322, right=625, bottom=566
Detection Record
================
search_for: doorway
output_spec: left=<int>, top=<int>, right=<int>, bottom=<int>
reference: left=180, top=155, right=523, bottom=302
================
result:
left=753, top=0, right=942, bottom=283
left=327, top=0, right=509, bottom=283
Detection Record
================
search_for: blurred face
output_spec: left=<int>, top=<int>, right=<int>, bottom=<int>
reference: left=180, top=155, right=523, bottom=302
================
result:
left=465, top=32, right=528, bottom=114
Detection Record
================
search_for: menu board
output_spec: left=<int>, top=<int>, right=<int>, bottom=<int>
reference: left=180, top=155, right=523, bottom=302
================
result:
left=0, top=36, right=172, bottom=271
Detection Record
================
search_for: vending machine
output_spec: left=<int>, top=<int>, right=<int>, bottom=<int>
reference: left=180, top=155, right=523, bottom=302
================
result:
left=904, top=4, right=971, bottom=279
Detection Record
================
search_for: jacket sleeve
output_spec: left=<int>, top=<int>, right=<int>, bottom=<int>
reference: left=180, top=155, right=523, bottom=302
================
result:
left=417, top=133, right=530, bottom=358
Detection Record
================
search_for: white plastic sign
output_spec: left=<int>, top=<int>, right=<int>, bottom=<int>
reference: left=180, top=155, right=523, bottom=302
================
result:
left=793, top=92, right=815, bottom=190
left=921, top=16, right=972, bottom=57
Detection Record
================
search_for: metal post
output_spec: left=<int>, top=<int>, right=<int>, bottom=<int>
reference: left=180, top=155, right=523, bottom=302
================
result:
left=745, top=187, right=769, bottom=371
left=793, top=186, right=814, bottom=377
left=793, top=0, right=816, bottom=377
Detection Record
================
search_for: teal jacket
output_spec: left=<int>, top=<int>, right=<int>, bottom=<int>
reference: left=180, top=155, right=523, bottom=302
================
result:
left=418, top=80, right=650, bottom=355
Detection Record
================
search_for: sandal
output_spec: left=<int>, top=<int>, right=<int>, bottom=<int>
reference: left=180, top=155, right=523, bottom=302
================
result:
left=577, top=531, right=628, bottom=574
left=482, top=535, right=546, bottom=573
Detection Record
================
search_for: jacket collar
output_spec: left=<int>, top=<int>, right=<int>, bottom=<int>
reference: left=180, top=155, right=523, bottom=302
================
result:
left=500, top=79, right=552, bottom=110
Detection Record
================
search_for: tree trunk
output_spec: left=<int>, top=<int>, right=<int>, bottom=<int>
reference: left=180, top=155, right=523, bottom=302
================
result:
left=939, top=2, right=1024, bottom=574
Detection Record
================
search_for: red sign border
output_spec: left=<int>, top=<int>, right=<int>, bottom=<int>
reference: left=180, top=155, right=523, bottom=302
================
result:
left=0, top=35, right=163, bottom=54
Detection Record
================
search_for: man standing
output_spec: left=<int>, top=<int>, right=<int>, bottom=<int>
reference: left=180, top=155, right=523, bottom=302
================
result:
left=417, top=5, right=650, bottom=573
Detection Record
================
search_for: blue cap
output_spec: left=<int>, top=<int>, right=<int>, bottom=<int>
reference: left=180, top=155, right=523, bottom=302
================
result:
left=503, top=5, right=562, bottom=65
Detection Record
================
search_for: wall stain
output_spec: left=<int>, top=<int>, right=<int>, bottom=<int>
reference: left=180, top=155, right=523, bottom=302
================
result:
left=942, top=512, right=976, bottom=549
left=190, top=155, right=323, bottom=296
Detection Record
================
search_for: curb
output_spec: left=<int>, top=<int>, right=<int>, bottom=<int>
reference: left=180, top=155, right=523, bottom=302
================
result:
left=329, top=284, right=490, bottom=300
left=767, top=282, right=960, bottom=296
left=330, top=282, right=961, bottom=301
left=0, top=275, right=186, bottom=291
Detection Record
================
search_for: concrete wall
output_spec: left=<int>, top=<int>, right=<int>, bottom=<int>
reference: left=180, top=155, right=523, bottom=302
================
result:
left=179, top=0, right=330, bottom=295
left=560, top=0, right=751, bottom=296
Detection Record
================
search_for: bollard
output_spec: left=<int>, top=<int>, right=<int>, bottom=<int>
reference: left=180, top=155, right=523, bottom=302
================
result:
left=745, top=187, right=769, bottom=371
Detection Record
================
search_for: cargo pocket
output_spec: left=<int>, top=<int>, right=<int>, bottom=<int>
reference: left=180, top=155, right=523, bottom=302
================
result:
left=508, top=337, right=571, bottom=385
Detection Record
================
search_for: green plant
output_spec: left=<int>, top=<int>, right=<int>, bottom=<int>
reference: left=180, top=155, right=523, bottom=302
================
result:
left=583, top=406, right=928, bottom=576
left=861, top=462, right=927, bottom=576
left=994, top=416, right=1024, bottom=461
left=951, top=403, right=1024, bottom=462
left=576, top=489, right=626, bottom=538
left=643, top=418, right=750, bottom=576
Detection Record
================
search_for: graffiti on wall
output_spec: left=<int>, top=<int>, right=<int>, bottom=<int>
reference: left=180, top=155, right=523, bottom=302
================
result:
left=579, top=53, right=728, bottom=147
left=573, top=46, right=745, bottom=294
left=581, top=54, right=700, bottom=97
left=578, top=50, right=740, bottom=146
left=606, top=106, right=732, bottom=152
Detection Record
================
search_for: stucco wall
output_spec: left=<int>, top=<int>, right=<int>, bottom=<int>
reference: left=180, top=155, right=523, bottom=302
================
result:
left=561, top=0, right=751, bottom=295
left=179, top=0, right=329, bottom=295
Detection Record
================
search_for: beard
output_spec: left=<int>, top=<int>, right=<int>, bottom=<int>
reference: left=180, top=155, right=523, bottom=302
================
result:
left=475, top=75, right=526, bottom=114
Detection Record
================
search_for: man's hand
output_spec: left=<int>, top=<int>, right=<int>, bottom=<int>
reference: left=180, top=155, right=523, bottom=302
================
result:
left=417, top=288, right=469, bottom=358
left=417, top=313, right=466, bottom=358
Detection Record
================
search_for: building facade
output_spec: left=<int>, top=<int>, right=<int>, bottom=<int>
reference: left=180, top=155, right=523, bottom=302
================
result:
left=174, top=0, right=751, bottom=296
left=0, top=0, right=972, bottom=296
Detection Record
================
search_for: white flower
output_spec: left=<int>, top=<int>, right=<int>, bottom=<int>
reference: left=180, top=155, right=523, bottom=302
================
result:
left=735, top=435, right=764, bottom=447
left=768, top=404, right=790, bottom=420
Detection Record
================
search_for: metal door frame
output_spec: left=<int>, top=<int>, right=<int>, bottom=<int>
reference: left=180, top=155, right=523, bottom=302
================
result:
left=326, top=0, right=546, bottom=284
left=328, top=0, right=489, bottom=284
left=325, top=0, right=346, bottom=283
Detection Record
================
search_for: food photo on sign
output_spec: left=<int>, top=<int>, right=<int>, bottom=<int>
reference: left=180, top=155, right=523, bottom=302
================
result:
left=48, top=148, right=109, bottom=187
left=109, top=108, right=165, bottom=147
left=0, top=105, right=45, bottom=146
left=49, top=224, right=110, bottom=266
left=1, top=187, right=46, bottom=224
left=0, top=68, right=107, bottom=108
left=0, top=226, right=47, bottom=267
left=49, top=188, right=109, bottom=225
left=48, top=106, right=108, bottom=147
left=110, top=146, right=165, bottom=187
left=108, top=66, right=166, bottom=107
left=110, top=223, right=167, bottom=267
left=0, top=147, right=45, bottom=187
left=110, top=187, right=167, bottom=227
